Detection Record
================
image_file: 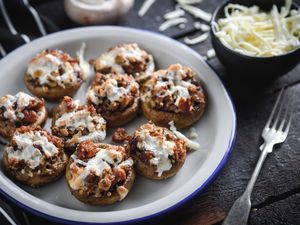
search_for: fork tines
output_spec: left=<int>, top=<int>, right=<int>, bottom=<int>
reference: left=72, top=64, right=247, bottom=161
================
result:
left=264, top=88, right=295, bottom=133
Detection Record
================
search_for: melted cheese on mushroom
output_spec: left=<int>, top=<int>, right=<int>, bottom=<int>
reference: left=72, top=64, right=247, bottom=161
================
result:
left=27, top=51, right=81, bottom=87
left=87, top=77, right=138, bottom=104
left=95, top=43, right=154, bottom=75
left=136, top=127, right=176, bottom=176
left=69, top=147, right=133, bottom=196
left=6, top=130, right=58, bottom=169
left=0, top=92, right=35, bottom=122
left=151, top=64, right=197, bottom=109
left=55, top=106, right=106, bottom=143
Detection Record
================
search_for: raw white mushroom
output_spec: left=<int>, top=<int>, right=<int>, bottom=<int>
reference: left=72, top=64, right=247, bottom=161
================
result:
left=64, top=0, right=135, bottom=25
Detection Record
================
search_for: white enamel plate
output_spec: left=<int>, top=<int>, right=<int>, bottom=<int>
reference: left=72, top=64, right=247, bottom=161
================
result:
left=0, top=27, right=236, bottom=224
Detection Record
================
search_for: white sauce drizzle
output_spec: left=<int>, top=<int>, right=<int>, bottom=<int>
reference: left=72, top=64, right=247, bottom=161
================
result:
left=137, top=128, right=175, bottom=177
left=169, top=121, right=200, bottom=150
left=150, top=65, right=195, bottom=108
left=76, top=42, right=94, bottom=79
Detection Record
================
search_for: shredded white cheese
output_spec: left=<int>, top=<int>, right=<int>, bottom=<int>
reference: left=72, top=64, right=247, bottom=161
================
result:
left=179, top=3, right=212, bottom=22
left=159, top=17, right=188, bottom=31
left=169, top=121, right=200, bottom=150
left=214, top=0, right=300, bottom=56
left=206, top=48, right=216, bottom=59
left=179, top=23, right=186, bottom=29
left=176, top=0, right=203, bottom=4
left=158, top=0, right=211, bottom=36
left=194, top=21, right=210, bottom=31
left=184, top=32, right=209, bottom=45
left=138, top=0, right=156, bottom=17
left=164, top=9, right=185, bottom=20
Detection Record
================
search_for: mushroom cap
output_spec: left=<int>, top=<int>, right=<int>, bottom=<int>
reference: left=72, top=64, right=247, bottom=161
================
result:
left=64, top=0, right=135, bottom=25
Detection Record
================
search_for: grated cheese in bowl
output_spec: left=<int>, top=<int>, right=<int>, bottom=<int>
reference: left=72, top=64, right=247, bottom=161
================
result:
left=213, top=0, right=300, bottom=57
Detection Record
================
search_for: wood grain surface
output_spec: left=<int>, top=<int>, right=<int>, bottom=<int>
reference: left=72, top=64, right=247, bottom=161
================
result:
left=1, top=0, right=300, bottom=225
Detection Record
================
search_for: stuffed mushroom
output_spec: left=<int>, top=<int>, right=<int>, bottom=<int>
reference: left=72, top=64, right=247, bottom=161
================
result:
left=86, top=73, right=140, bottom=127
left=3, top=126, right=67, bottom=187
left=129, top=122, right=186, bottom=180
left=51, top=96, right=106, bottom=150
left=94, top=43, right=155, bottom=83
left=66, top=140, right=135, bottom=205
left=0, top=92, right=47, bottom=140
left=141, top=64, right=206, bottom=129
left=24, top=49, right=83, bottom=101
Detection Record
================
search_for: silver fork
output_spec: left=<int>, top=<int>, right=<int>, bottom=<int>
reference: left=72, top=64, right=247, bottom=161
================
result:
left=222, top=89, right=294, bottom=225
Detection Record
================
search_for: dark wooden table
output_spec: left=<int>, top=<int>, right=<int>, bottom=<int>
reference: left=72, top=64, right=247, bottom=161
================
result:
left=1, top=0, right=300, bottom=225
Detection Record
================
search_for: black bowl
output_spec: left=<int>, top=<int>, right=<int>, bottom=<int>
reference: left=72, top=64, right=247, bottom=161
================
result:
left=210, top=0, right=300, bottom=81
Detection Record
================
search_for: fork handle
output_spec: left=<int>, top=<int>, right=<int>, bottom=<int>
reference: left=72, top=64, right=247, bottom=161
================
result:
left=223, top=143, right=272, bottom=225
left=222, top=191, right=252, bottom=225
left=245, top=144, right=271, bottom=194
